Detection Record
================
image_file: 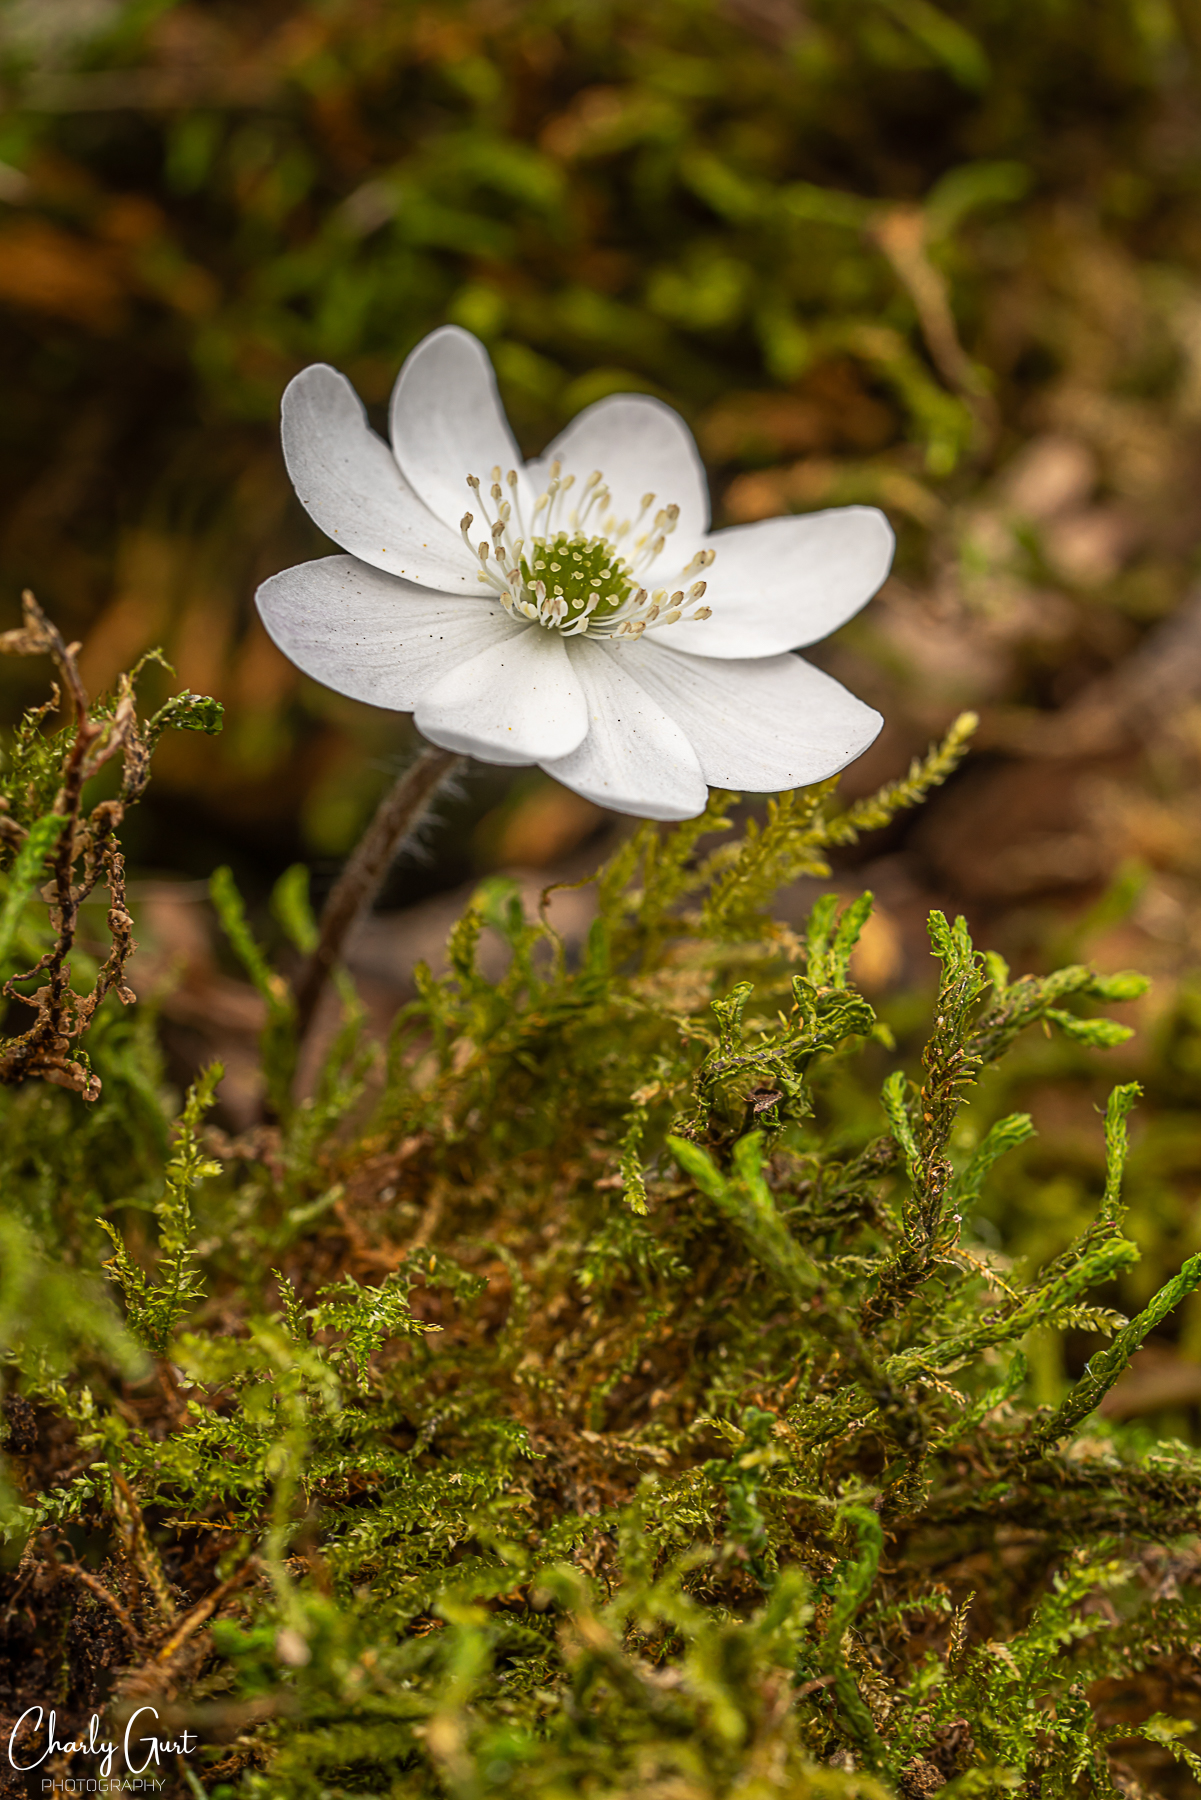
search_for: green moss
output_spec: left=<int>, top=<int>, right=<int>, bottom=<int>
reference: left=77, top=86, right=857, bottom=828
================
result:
left=0, top=665, right=1197, bottom=1796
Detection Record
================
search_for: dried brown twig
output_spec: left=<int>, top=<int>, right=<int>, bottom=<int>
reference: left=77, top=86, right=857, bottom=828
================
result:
left=0, top=590, right=215, bottom=1099
left=55, top=1553, right=143, bottom=1650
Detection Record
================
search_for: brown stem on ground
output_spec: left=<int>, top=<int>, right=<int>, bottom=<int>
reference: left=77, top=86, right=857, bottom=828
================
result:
left=55, top=1553, right=143, bottom=1649
left=293, top=744, right=462, bottom=1043
left=0, top=591, right=146, bottom=1098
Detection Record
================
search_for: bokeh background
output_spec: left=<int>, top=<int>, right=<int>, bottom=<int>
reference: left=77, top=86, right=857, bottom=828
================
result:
left=8, top=0, right=1201, bottom=1417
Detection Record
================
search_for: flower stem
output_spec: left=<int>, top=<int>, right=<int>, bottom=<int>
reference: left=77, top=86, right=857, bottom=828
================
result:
left=294, top=744, right=462, bottom=1042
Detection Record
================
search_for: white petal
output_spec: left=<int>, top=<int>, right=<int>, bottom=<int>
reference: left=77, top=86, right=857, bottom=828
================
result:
left=282, top=365, right=482, bottom=591
left=540, top=639, right=708, bottom=821
left=651, top=506, right=895, bottom=660
left=528, top=395, right=709, bottom=570
left=256, top=557, right=522, bottom=711
left=415, top=626, right=588, bottom=765
left=389, top=325, right=532, bottom=533
left=621, top=641, right=882, bottom=790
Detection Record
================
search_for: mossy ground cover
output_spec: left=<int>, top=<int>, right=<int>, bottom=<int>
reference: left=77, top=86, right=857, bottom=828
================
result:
left=1, top=643, right=1201, bottom=1798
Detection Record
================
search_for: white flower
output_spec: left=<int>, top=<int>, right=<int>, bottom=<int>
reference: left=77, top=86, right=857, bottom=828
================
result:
left=256, top=327, right=893, bottom=821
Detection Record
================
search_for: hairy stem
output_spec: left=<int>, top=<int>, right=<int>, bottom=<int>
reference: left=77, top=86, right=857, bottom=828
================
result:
left=294, top=744, right=462, bottom=1041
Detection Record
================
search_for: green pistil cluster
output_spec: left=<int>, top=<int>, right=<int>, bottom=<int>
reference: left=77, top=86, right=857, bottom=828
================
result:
left=521, top=532, right=633, bottom=623
left=465, top=464, right=713, bottom=638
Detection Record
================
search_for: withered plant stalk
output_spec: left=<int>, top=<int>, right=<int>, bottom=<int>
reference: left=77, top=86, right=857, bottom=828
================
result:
left=0, top=593, right=143, bottom=1097
left=293, top=743, right=462, bottom=1042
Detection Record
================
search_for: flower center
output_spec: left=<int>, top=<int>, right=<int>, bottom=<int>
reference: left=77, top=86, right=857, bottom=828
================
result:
left=460, top=463, right=713, bottom=640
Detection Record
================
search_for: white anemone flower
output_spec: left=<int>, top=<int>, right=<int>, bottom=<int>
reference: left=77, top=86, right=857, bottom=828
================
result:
left=256, top=327, right=893, bottom=822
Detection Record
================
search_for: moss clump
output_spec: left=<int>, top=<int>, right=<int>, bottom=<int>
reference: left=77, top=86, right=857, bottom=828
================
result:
left=1, top=662, right=1199, bottom=1799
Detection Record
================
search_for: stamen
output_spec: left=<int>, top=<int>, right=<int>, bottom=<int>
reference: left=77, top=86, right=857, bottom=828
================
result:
left=461, top=462, right=715, bottom=641
left=506, top=469, right=526, bottom=539
left=577, top=481, right=608, bottom=530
